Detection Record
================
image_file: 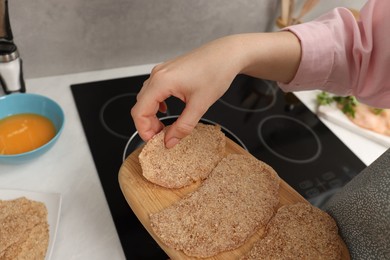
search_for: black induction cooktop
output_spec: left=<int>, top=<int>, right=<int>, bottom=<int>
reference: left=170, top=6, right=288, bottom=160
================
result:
left=71, top=74, right=366, bottom=259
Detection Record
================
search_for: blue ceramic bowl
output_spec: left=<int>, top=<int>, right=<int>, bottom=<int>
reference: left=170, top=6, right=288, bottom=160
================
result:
left=0, top=93, right=65, bottom=163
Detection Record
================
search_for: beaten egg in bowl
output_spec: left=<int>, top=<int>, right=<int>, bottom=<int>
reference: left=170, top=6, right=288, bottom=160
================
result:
left=0, top=93, right=64, bottom=163
left=0, top=113, right=56, bottom=155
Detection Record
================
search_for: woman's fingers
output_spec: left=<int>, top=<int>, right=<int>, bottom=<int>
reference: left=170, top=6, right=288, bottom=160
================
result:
left=164, top=98, right=209, bottom=148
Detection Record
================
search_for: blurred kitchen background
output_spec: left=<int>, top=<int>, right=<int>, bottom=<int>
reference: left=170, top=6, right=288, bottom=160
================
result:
left=9, top=0, right=365, bottom=79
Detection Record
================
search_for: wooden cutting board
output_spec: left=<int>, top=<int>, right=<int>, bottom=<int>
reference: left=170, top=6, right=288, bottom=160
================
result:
left=118, top=137, right=350, bottom=259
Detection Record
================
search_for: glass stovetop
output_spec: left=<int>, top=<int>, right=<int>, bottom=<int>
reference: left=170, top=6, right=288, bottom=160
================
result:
left=71, top=74, right=366, bottom=259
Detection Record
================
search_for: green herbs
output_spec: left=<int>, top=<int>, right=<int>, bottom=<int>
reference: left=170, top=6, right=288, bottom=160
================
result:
left=316, top=92, right=358, bottom=117
left=316, top=92, right=384, bottom=118
left=371, top=108, right=384, bottom=115
left=333, top=96, right=358, bottom=118
left=316, top=91, right=334, bottom=106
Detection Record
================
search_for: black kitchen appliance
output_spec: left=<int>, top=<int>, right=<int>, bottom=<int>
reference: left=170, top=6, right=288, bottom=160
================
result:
left=71, top=74, right=366, bottom=259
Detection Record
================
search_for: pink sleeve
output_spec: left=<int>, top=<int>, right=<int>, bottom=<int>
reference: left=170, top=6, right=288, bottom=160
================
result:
left=278, top=0, right=390, bottom=108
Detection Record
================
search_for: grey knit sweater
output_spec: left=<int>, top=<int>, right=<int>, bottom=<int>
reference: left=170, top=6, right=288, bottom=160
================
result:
left=324, top=148, right=390, bottom=260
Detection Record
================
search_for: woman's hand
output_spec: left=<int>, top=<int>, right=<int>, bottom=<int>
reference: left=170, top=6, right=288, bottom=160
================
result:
left=131, top=35, right=245, bottom=148
left=131, top=32, right=301, bottom=148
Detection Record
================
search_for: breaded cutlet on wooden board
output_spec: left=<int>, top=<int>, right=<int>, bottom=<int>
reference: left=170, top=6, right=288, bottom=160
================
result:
left=118, top=137, right=351, bottom=260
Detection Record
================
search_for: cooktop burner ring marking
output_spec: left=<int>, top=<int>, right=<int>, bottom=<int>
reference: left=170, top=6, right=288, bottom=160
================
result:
left=217, top=78, right=277, bottom=113
left=257, top=115, right=322, bottom=164
left=122, top=115, right=248, bottom=162
left=99, top=93, right=137, bottom=140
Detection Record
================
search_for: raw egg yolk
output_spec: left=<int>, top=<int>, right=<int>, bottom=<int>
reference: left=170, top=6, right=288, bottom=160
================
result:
left=0, top=113, right=56, bottom=155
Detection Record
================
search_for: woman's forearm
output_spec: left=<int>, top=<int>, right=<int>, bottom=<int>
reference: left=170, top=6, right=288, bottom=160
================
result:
left=131, top=31, right=302, bottom=146
left=234, top=32, right=301, bottom=83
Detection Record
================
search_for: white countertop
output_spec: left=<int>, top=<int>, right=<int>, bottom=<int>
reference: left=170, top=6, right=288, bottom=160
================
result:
left=0, top=64, right=388, bottom=260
